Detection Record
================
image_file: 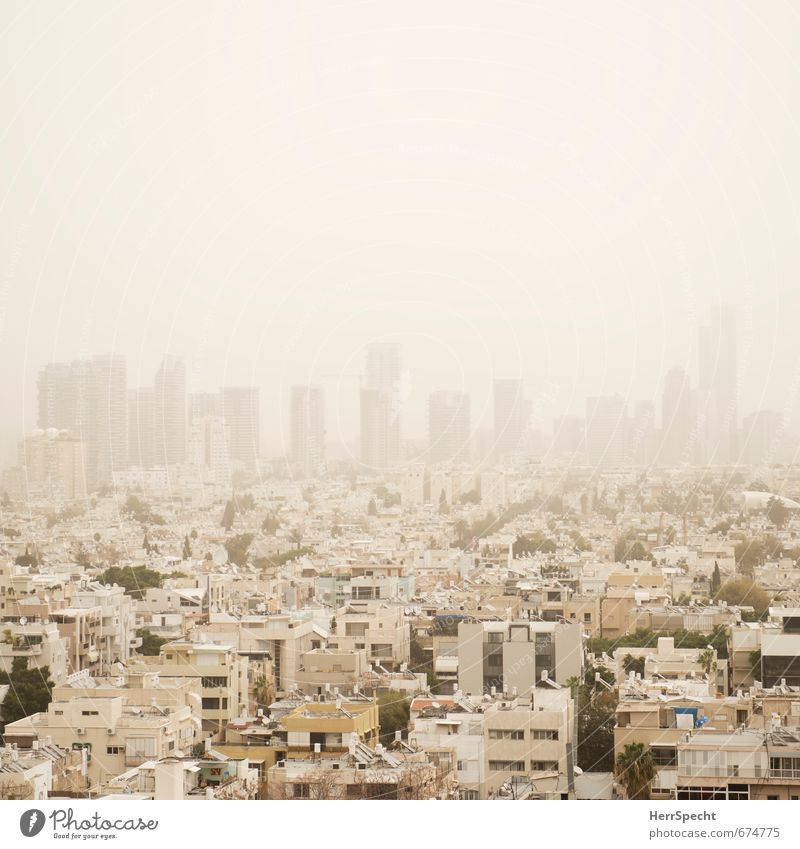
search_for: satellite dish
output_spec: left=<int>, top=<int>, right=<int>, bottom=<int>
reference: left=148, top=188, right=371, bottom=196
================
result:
left=19, top=616, right=27, bottom=626
left=212, top=547, right=227, bottom=566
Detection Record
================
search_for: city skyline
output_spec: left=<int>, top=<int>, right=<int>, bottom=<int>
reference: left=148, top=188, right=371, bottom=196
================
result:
left=14, top=303, right=798, bottom=477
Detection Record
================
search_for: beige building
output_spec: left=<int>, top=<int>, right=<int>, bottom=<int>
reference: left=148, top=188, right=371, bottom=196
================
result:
left=614, top=680, right=752, bottom=798
left=676, top=728, right=800, bottom=800
left=3, top=695, right=196, bottom=790
left=140, top=640, right=248, bottom=733
left=457, top=620, right=582, bottom=696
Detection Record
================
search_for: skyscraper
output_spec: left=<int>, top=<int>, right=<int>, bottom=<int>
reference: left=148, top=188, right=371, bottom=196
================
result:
left=493, top=379, right=526, bottom=461
left=154, top=355, right=186, bottom=467
left=128, top=387, right=156, bottom=469
left=188, top=391, right=219, bottom=425
left=37, top=363, right=75, bottom=430
left=360, top=343, right=401, bottom=472
left=660, top=366, right=696, bottom=466
left=290, top=385, right=325, bottom=478
left=220, top=386, right=260, bottom=472
left=697, top=304, right=738, bottom=464
left=585, top=395, right=627, bottom=468
left=428, top=390, right=471, bottom=464
left=90, top=354, right=127, bottom=486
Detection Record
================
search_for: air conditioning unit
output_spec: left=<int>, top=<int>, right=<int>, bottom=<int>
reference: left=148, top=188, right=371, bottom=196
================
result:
left=76, top=728, right=86, bottom=735
left=277, top=760, right=286, bottom=768
left=107, top=729, right=115, bottom=736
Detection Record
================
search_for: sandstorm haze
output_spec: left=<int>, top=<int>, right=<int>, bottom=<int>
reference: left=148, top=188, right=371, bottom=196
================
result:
left=1, top=1, right=799, bottom=462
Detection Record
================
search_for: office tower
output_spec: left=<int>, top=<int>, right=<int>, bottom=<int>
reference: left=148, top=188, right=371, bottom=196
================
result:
left=360, top=343, right=401, bottom=472
left=659, top=366, right=696, bottom=466
left=290, top=384, right=325, bottom=478
left=585, top=395, right=627, bottom=468
left=698, top=304, right=738, bottom=464
left=188, top=391, right=219, bottom=425
left=18, top=429, right=87, bottom=501
left=551, top=415, right=585, bottom=464
left=37, top=363, right=75, bottom=430
left=220, top=386, right=260, bottom=472
left=630, top=400, right=655, bottom=466
left=128, top=387, right=156, bottom=468
left=428, top=390, right=471, bottom=464
left=154, top=355, right=186, bottom=466
left=493, top=379, right=526, bottom=461
left=741, top=410, right=784, bottom=466
left=90, top=354, right=128, bottom=485
left=188, top=415, right=231, bottom=486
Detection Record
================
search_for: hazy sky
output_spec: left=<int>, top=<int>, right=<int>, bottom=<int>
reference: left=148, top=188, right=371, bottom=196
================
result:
left=1, top=1, right=799, bottom=461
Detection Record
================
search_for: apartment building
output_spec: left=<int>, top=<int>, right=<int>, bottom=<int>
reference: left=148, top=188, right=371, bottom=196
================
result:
left=101, top=755, right=259, bottom=800
left=3, top=695, right=196, bottom=789
left=266, top=738, right=453, bottom=800
left=0, top=616, right=68, bottom=684
left=676, top=728, right=800, bottom=800
left=70, top=583, right=135, bottom=668
left=141, top=640, right=248, bottom=732
left=0, top=742, right=86, bottom=800
left=614, top=679, right=752, bottom=798
left=611, top=637, right=727, bottom=695
left=760, top=608, right=800, bottom=687
left=329, top=602, right=411, bottom=672
left=457, top=620, right=582, bottom=696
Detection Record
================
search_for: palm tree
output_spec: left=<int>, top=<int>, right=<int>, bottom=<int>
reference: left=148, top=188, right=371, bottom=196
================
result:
left=697, top=648, right=717, bottom=678
left=615, top=742, right=655, bottom=800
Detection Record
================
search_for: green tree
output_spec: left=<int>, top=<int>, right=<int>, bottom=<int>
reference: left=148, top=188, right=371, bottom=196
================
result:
left=182, top=535, right=192, bottom=560
left=136, top=628, right=168, bottom=656
left=98, top=565, right=163, bottom=599
left=577, top=688, right=617, bottom=772
left=622, top=654, right=645, bottom=677
left=615, top=742, right=655, bottom=800
left=697, top=648, right=717, bottom=677
left=261, top=513, right=281, bottom=535
left=513, top=532, right=556, bottom=557
left=715, top=579, right=770, bottom=618
left=711, top=561, right=722, bottom=596
left=735, top=538, right=766, bottom=577
left=221, top=500, right=236, bottom=531
left=225, top=533, right=254, bottom=567
left=378, top=691, right=410, bottom=744
left=615, top=531, right=652, bottom=564
left=0, top=656, right=53, bottom=732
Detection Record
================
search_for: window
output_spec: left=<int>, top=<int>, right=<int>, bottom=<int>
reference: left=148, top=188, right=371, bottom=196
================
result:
left=651, top=747, right=677, bottom=767
left=125, top=738, right=156, bottom=758
left=201, top=676, right=227, bottom=688
left=489, top=760, right=525, bottom=772
left=81, top=710, right=99, bottom=716
left=488, top=632, right=504, bottom=644
left=531, top=761, right=559, bottom=771
left=202, top=698, right=220, bottom=710
left=292, top=783, right=310, bottom=798
left=106, top=746, right=122, bottom=755
left=489, top=729, right=524, bottom=740
left=461, top=790, right=479, bottom=800
left=584, top=613, right=592, bottom=623
left=533, top=729, right=559, bottom=741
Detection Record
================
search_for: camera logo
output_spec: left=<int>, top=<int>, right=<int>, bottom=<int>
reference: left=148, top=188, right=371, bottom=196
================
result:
left=19, top=810, right=46, bottom=837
